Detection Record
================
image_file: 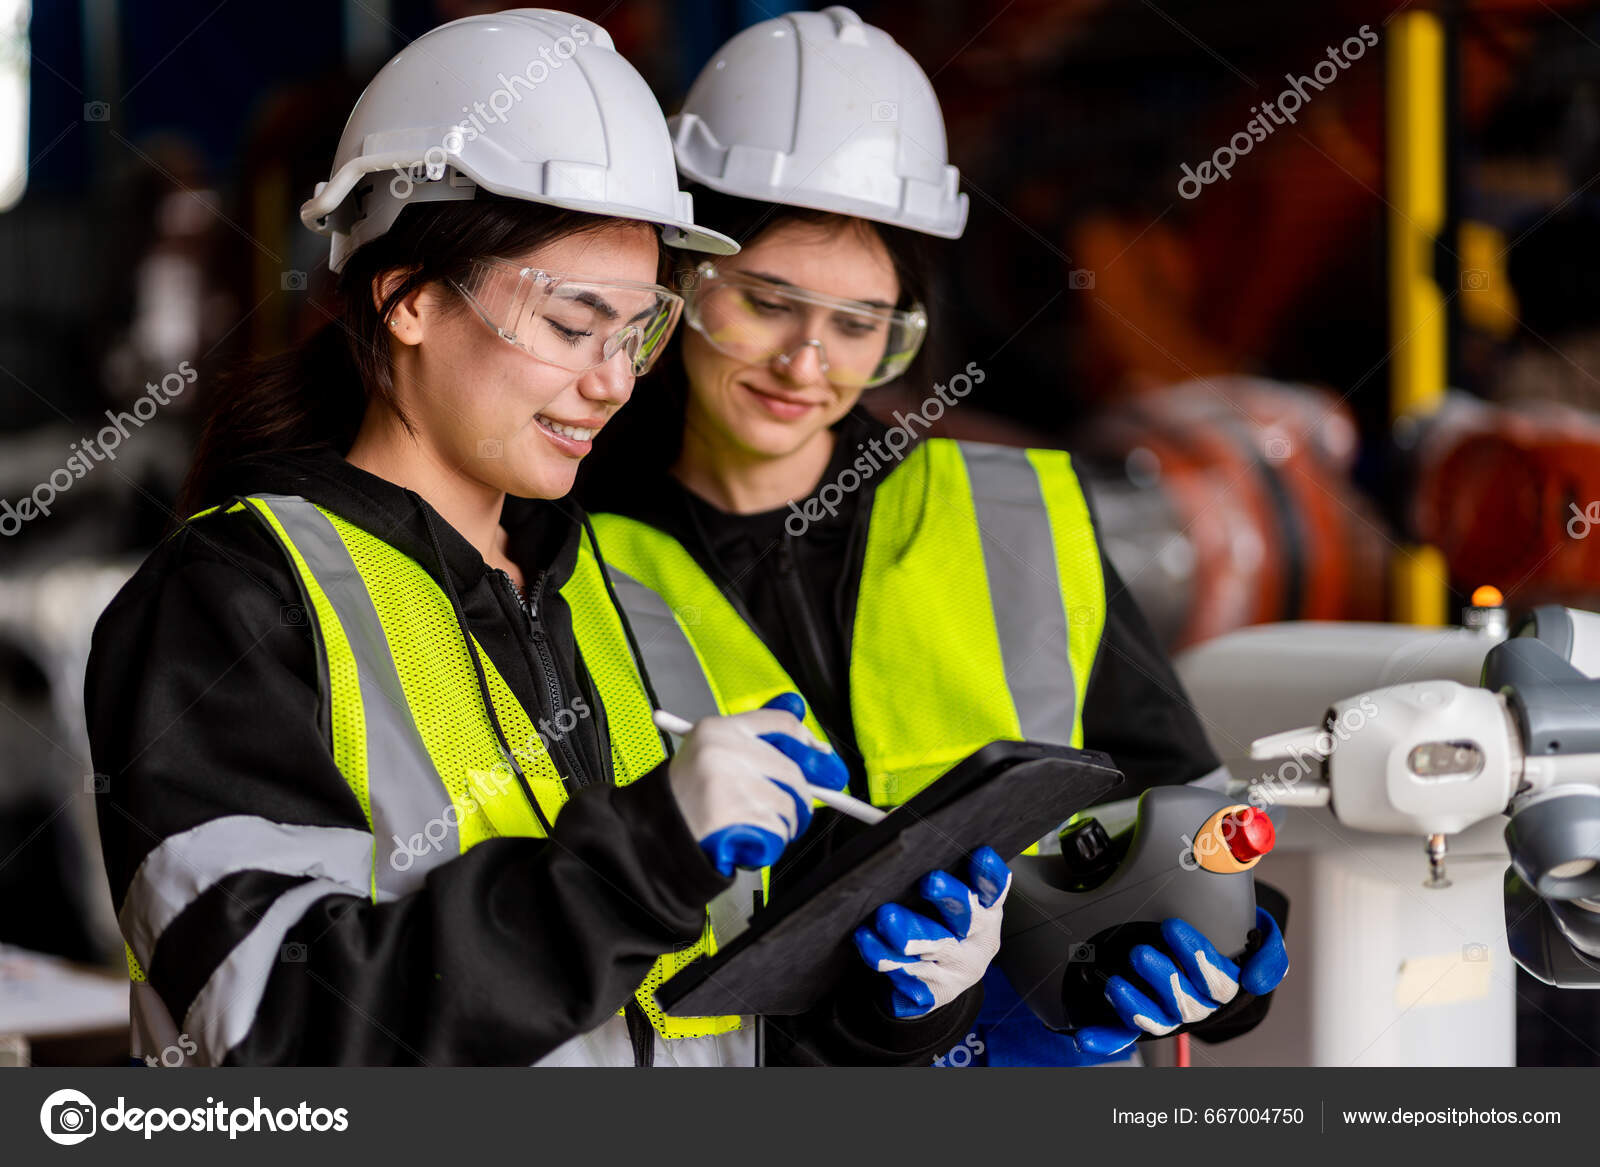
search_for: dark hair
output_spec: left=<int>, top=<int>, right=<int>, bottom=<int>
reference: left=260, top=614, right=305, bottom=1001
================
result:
left=176, top=194, right=658, bottom=518
left=577, top=185, right=936, bottom=513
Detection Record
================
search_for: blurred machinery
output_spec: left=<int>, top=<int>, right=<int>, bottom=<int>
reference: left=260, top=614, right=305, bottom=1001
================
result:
left=0, top=556, right=132, bottom=967
left=1078, top=378, right=1389, bottom=649
left=1414, top=394, right=1600, bottom=611
left=0, top=428, right=167, bottom=967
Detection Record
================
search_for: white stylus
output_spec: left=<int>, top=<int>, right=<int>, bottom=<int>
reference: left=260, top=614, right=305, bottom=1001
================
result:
left=652, top=709, right=887, bottom=825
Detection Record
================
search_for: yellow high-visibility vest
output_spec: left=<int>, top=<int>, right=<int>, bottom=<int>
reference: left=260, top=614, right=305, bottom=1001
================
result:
left=123, top=494, right=739, bottom=1041
left=590, top=439, right=1106, bottom=807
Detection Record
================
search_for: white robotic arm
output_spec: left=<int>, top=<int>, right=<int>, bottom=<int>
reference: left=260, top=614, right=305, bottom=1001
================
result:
left=1246, top=605, right=1600, bottom=986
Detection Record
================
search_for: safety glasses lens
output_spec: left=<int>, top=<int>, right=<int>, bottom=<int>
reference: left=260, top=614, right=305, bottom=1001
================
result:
left=687, top=276, right=923, bottom=388
left=455, top=262, right=682, bottom=375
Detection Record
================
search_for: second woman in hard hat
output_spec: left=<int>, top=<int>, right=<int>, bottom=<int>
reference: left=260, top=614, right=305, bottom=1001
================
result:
left=84, top=9, right=964, bottom=1068
left=580, top=6, right=1289, bottom=1066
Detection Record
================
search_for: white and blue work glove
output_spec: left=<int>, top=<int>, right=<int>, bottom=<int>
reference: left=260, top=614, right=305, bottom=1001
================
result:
left=853, top=847, right=1012, bottom=1018
left=667, top=693, right=849, bottom=877
left=1072, top=908, right=1290, bottom=1058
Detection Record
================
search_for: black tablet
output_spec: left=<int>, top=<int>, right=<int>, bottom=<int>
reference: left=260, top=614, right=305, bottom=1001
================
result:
left=656, top=739, right=1126, bottom=1019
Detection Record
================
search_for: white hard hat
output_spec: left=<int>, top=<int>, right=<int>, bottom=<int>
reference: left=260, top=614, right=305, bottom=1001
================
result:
left=301, top=8, right=737, bottom=273
left=670, top=6, right=967, bottom=239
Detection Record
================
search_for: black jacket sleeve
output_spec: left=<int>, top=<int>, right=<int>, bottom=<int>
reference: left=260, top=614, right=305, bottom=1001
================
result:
left=87, top=514, right=728, bottom=1066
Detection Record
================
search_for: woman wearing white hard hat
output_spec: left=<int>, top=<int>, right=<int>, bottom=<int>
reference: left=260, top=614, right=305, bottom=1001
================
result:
left=581, top=6, right=1289, bottom=1066
left=84, top=9, right=865, bottom=1067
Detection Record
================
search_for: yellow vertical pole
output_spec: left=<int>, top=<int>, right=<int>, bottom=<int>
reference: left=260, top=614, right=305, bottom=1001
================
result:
left=1388, top=10, right=1450, bottom=627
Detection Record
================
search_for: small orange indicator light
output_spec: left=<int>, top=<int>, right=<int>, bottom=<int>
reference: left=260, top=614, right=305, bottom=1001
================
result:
left=1471, top=585, right=1503, bottom=608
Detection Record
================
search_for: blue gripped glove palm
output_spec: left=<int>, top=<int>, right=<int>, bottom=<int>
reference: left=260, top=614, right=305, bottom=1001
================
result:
left=853, top=847, right=1012, bottom=1018
left=1071, top=907, right=1290, bottom=1059
left=666, top=693, right=849, bottom=877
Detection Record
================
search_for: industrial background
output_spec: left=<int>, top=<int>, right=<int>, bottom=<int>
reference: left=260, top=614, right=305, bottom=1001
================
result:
left=1, top=0, right=1597, bottom=1065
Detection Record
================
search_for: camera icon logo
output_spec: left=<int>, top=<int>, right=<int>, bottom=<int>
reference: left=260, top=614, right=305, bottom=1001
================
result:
left=40, top=1088, right=97, bottom=1145
left=280, top=604, right=307, bottom=626
left=1067, top=942, right=1096, bottom=963
left=1264, top=435, right=1292, bottom=461
left=1462, top=942, right=1489, bottom=962
left=83, top=102, right=110, bottom=122
left=871, top=101, right=898, bottom=121
left=281, top=270, right=308, bottom=292
left=478, top=438, right=504, bottom=459
left=281, top=941, right=308, bottom=963
left=1461, top=269, right=1489, bottom=291
left=84, top=773, right=110, bottom=795
left=1068, top=269, right=1096, bottom=290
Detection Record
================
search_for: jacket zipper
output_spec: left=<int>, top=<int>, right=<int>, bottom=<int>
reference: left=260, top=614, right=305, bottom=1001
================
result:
left=490, top=567, right=593, bottom=791
left=493, top=567, right=652, bottom=1065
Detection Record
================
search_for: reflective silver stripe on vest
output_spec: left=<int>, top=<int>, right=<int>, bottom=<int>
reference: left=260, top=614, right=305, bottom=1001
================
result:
left=604, top=567, right=758, bottom=948
left=129, top=982, right=182, bottom=1065
left=119, top=815, right=377, bottom=970
left=250, top=494, right=456, bottom=896
left=604, top=566, right=720, bottom=723
left=708, top=868, right=764, bottom=946
left=184, top=878, right=366, bottom=1065
left=958, top=444, right=1076, bottom=743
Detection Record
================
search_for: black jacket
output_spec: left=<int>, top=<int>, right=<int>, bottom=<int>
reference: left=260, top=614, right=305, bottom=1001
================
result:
left=86, top=445, right=978, bottom=1065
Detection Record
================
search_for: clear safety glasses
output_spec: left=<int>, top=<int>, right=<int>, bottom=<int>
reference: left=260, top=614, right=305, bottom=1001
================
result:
left=449, top=259, right=685, bottom=377
left=683, top=262, right=927, bottom=389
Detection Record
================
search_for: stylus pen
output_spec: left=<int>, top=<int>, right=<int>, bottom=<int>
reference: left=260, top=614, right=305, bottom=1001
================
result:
left=652, top=709, right=887, bottom=825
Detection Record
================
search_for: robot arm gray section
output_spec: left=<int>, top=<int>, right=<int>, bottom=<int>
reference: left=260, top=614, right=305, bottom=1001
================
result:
left=1504, top=869, right=1600, bottom=988
left=1512, top=604, right=1600, bottom=678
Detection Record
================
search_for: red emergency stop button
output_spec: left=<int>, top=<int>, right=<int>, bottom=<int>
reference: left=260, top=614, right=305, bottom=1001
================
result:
left=1223, top=808, right=1275, bottom=861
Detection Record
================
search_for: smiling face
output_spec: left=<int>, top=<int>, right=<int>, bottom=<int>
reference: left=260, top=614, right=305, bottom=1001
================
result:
left=387, top=222, right=663, bottom=500
left=679, top=217, right=901, bottom=466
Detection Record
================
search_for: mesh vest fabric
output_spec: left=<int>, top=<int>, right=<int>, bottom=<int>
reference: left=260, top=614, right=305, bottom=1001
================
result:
left=590, top=440, right=1107, bottom=808
left=131, top=497, right=738, bottom=1041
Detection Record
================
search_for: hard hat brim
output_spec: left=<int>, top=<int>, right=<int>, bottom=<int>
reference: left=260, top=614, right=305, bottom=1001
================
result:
left=676, top=163, right=968, bottom=241
left=301, top=155, right=739, bottom=265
